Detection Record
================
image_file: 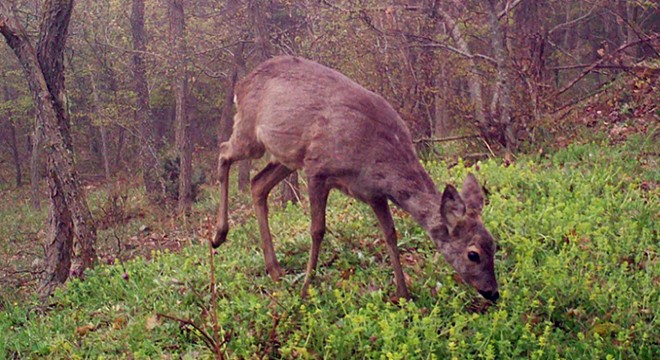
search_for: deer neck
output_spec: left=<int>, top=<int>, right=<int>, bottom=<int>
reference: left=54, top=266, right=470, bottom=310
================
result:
left=387, top=166, right=444, bottom=235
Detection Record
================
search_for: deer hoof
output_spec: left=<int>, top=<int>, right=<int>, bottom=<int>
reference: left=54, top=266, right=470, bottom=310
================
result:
left=267, top=265, right=284, bottom=282
left=300, top=287, right=310, bottom=299
left=212, top=227, right=228, bottom=248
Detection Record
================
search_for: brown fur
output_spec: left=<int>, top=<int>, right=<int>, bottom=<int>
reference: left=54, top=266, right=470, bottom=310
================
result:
left=213, top=56, right=499, bottom=301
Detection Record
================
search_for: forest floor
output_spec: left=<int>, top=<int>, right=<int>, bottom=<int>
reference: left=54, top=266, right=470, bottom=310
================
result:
left=0, top=69, right=658, bottom=358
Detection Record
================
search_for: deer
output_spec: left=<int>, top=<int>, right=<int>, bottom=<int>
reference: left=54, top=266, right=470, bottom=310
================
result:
left=212, top=56, right=499, bottom=302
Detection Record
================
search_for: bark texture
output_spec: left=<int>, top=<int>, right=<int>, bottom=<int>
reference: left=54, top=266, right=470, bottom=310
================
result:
left=88, top=67, right=111, bottom=181
left=131, top=0, right=163, bottom=203
left=3, top=83, right=23, bottom=187
left=8, top=117, right=22, bottom=187
left=30, top=122, right=42, bottom=209
left=436, top=5, right=487, bottom=128
left=169, top=0, right=192, bottom=214
left=485, top=0, right=515, bottom=150
left=1, top=0, right=98, bottom=299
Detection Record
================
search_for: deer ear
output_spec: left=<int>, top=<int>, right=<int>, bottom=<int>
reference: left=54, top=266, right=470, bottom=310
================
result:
left=460, top=173, right=484, bottom=214
left=441, top=184, right=466, bottom=232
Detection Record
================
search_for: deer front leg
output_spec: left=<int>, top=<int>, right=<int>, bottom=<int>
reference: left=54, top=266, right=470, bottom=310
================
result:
left=301, top=177, right=330, bottom=298
left=213, top=143, right=233, bottom=248
left=251, top=162, right=293, bottom=281
left=370, top=197, right=410, bottom=300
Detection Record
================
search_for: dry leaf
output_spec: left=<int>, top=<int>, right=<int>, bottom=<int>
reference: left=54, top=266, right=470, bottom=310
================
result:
left=112, top=316, right=127, bottom=330
left=76, top=324, right=95, bottom=337
left=146, top=314, right=161, bottom=331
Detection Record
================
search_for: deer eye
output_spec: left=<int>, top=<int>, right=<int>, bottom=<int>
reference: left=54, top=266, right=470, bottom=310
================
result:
left=467, top=251, right=480, bottom=263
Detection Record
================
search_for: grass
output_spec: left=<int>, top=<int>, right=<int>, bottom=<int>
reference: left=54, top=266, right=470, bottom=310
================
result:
left=0, top=133, right=658, bottom=359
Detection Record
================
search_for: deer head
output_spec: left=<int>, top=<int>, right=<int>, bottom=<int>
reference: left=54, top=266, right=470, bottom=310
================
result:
left=433, top=174, right=499, bottom=301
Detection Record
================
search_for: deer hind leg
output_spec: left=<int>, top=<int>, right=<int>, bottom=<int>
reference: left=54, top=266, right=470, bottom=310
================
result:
left=369, top=197, right=410, bottom=300
left=301, top=176, right=330, bottom=298
left=213, top=139, right=263, bottom=248
left=251, top=162, right=293, bottom=281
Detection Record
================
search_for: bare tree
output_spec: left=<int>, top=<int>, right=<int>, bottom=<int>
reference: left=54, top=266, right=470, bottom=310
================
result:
left=484, top=0, right=515, bottom=150
left=435, top=3, right=487, bottom=130
left=218, top=46, right=244, bottom=145
left=1, top=0, right=98, bottom=299
left=88, top=67, right=111, bottom=182
left=2, top=82, right=23, bottom=187
left=168, top=0, right=192, bottom=214
left=131, top=0, right=163, bottom=203
left=30, top=118, right=42, bottom=209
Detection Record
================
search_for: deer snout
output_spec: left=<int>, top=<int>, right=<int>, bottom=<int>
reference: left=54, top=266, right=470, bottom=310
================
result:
left=478, top=289, right=500, bottom=302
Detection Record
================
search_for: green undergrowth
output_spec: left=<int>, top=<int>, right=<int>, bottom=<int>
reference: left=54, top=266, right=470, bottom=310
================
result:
left=1, top=136, right=658, bottom=359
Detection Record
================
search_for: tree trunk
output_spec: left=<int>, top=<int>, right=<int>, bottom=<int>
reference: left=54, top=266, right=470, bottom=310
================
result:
left=485, top=0, right=515, bottom=150
left=105, top=66, right=125, bottom=170
left=8, top=118, right=23, bottom=187
left=40, top=167, right=74, bottom=298
left=249, top=0, right=272, bottom=62
left=131, top=0, right=163, bottom=203
left=436, top=5, right=487, bottom=128
left=35, top=0, right=77, bottom=284
left=1, top=0, right=98, bottom=298
left=625, top=2, right=638, bottom=59
left=416, top=1, right=441, bottom=139
left=169, top=0, right=192, bottom=214
left=238, top=160, right=251, bottom=192
left=434, top=60, right=450, bottom=135
left=88, top=67, right=111, bottom=182
left=218, top=44, right=244, bottom=144
left=3, top=83, right=23, bottom=187
left=37, top=0, right=97, bottom=272
left=30, top=122, right=42, bottom=209
left=281, top=173, right=300, bottom=206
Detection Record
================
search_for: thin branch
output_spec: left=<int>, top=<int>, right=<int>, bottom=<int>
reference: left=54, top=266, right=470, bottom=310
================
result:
left=157, top=313, right=219, bottom=352
left=414, top=42, right=497, bottom=64
left=191, top=62, right=227, bottom=79
left=413, top=134, right=480, bottom=144
left=548, top=6, right=595, bottom=35
left=553, top=34, right=659, bottom=97
left=551, top=76, right=617, bottom=115
left=192, top=40, right=252, bottom=57
left=498, top=0, right=523, bottom=20
left=319, top=0, right=350, bottom=13
left=96, top=40, right=168, bottom=61
left=547, top=39, right=581, bottom=64
left=549, top=63, right=641, bottom=71
left=597, top=4, right=659, bottom=58
left=320, top=1, right=423, bottom=13
left=407, top=34, right=497, bottom=64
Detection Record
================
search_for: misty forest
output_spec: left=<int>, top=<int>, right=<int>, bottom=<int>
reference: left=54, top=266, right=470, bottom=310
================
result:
left=0, top=0, right=658, bottom=358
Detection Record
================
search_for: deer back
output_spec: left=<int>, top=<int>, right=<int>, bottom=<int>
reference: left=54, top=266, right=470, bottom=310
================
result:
left=233, top=56, right=422, bottom=199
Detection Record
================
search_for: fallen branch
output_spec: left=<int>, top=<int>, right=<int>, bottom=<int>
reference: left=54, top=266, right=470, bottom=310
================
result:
left=157, top=313, right=219, bottom=354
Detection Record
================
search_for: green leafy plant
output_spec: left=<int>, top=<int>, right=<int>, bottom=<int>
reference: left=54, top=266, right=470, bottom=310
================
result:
left=1, top=138, right=658, bottom=359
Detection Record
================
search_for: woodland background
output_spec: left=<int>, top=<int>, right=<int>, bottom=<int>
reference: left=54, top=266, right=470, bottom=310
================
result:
left=0, top=1, right=658, bottom=358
